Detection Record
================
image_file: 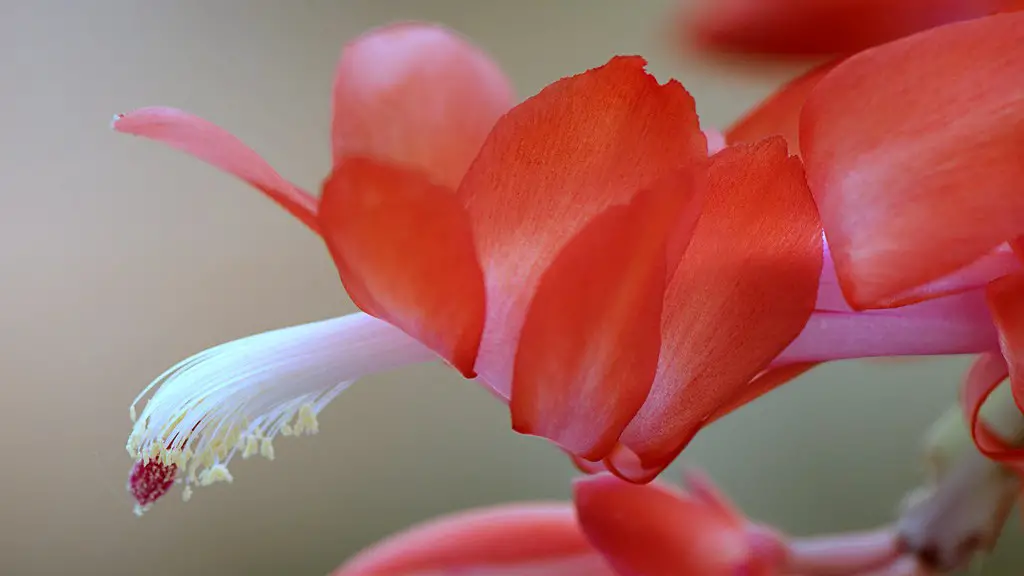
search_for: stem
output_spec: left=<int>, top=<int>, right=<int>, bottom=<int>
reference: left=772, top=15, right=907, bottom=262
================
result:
left=896, top=381, right=1024, bottom=572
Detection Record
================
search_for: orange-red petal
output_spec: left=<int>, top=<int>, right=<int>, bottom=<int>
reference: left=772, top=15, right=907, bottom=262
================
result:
left=331, top=22, right=514, bottom=189
left=510, top=166, right=706, bottom=459
left=318, top=158, right=485, bottom=375
left=459, top=55, right=708, bottom=397
left=334, top=503, right=614, bottom=576
left=574, top=474, right=748, bottom=576
left=112, top=107, right=319, bottom=232
left=959, top=351, right=1024, bottom=466
left=800, top=12, right=1024, bottom=309
left=987, top=273, right=1024, bottom=417
left=682, top=0, right=1012, bottom=56
left=617, top=137, right=823, bottom=479
left=725, top=61, right=838, bottom=155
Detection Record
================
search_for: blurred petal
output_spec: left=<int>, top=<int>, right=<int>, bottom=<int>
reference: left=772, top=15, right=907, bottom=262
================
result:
left=616, top=138, right=822, bottom=479
left=112, top=107, right=319, bottom=232
left=319, top=158, right=486, bottom=375
left=126, top=313, right=433, bottom=513
left=987, top=273, right=1024, bottom=414
left=459, top=56, right=708, bottom=396
left=574, top=475, right=748, bottom=576
left=726, top=61, right=838, bottom=155
left=331, top=22, right=514, bottom=188
left=959, top=351, right=1023, bottom=462
left=510, top=166, right=705, bottom=459
left=334, top=503, right=615, bottom=576
left=683, top=0, right=1010, bottom=56
left=801, top=12, right=1024, bottom=309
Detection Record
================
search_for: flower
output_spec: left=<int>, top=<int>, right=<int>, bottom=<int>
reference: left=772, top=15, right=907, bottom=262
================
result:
left=677, top=0, right=1024, bottom=57
left=333, top=470, right=916, bottom=576
left=711, top=12, right=1024, bottom=468
left=117, top=18, right=830, bottom=511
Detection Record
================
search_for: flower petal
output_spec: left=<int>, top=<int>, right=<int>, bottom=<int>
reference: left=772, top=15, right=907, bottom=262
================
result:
left=459, top=55, right=708, bottom=397
left=959, top=351, right=1023, bottom=462
left=318, top=158, right=486, bottom=375
left=126, top=312, right=434, bottom=513
left=987, top=273, right=1024, bottom=415
left=616, top=137, right=823, bottom=479
left=510, top=166, right=706, bottom=459
left=726, top=61, right=838, bottom=155
left=683, top=0, right=1010, bottom=56
left=334, top=503, right=615, bottom=576
left=800, top=12, right=1024, bottom=309
left=331, top=22, right=514, bottom=189
left=112, top=107, right=319, bottom=233
left=574, top=474, right=748, bottom=576
left=708, top=362, right=819, bottom=422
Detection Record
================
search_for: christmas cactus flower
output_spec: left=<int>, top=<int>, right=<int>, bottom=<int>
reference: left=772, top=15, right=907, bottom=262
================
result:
left=115, top=20, right=826, bottom=512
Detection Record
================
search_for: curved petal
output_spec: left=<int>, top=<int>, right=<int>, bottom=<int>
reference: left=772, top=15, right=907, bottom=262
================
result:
left=510, top=166, right=706, bottom=459
left=682, top=0, right=1010, bottom=56
left=459, top=55, right=708, bottom=396
left=987, top=273, right=1024, bottom=414
left=333, top=503, right=615, bottom=576
left=959, top=351, right=1024, bottom=463
left=573, top=474, right=749, bottom=576
left=616, top=137, right=823, bottom=479
left=126, top=313, right=434, bottom=513
left=319, top=158, right=486, bottom=375
left=726, top=61, right=838, bottom=155
left=331, top=22, right=514, bottom=189
left=112, top=107, right=319, bottom=232
left=800, top=12, right=1024, bottom=309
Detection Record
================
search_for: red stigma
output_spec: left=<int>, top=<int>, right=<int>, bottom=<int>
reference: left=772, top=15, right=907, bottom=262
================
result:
left=128, top=459, right=177, bottom=507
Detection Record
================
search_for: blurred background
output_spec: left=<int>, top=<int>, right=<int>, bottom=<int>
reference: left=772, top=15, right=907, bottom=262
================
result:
left=0, top=1, right=1020, bottom=574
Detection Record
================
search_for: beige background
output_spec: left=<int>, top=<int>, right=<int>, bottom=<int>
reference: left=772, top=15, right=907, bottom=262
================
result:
left=1, top=1, right=1020, bottom=575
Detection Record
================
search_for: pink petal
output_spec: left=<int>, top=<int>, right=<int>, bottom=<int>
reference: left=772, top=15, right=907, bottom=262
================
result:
left=331, top=22, right=514, bottom=189
left=112, top=107, right=319, bottom=232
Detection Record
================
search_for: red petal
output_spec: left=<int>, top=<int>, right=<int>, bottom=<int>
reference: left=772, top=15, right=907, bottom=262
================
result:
left=459, top=56, right=708, bottom=397
left=617, top=137, right=823, bottom=478
left=683, top=0, right=1009, bottom=56
left=800, top=12, right=1024, bottom=309
left=574, top=475, right=748, bottom=576
left=726, top=61, right=838, bottom=155
left=112, top=107, right=319, bottom=233
left=987, top=273, right=1024, bottom=416
left=334, top=503, right=614, bottom=576
left=331, top=23, right=514, bottom=189
left=319, top=158, right=485, bottom=375
left=959, top=351, right=1024, bottom=465
left=510, top=166, right=706, bottom=459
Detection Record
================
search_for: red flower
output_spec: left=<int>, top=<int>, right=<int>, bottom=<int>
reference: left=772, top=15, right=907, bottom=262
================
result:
left=116, top=20, right=826, bottom=511
left=678, top=0, right=1024, bottom=57
left=333, top=471, right=914, bottom=576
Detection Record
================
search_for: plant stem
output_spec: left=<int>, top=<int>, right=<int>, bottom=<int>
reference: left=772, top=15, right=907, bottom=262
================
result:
left=896, top=382, right=1023, bottom=572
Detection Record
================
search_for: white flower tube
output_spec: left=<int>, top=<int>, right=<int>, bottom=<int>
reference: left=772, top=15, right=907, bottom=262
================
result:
left=126, top=312, right=435, bottom=514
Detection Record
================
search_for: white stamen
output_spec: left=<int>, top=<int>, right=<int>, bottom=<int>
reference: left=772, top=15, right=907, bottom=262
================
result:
left=126, top=312, right=434, bottom=511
